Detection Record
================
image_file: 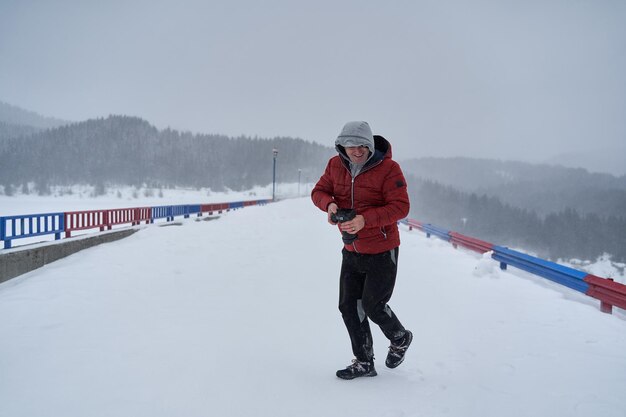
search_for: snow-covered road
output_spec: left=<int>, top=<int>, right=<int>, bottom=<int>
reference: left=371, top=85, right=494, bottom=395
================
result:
left=1, top=197, right=625, bottom=417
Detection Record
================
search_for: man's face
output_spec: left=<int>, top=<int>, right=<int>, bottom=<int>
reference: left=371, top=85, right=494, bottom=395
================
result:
left=345, top=146, right=370, bottom=164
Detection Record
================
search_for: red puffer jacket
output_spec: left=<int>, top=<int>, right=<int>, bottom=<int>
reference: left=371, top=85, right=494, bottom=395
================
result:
left=311, top=135, right=410, bottom=254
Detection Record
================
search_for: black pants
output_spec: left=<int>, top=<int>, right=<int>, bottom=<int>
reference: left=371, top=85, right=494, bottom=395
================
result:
left=338, top=247, right=405, bottom=362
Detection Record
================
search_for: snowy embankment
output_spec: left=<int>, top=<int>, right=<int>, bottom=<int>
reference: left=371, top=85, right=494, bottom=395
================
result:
left=1, top=197, right=625, bottom=417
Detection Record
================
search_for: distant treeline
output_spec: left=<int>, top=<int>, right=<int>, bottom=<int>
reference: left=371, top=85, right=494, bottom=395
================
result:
left=402, top=157, right=626, bottom=219
left=407, top=177, right=626, bottom=262
left=0, top=121, right=41, bottom=141
left=0, top=115, right=334, bottom=193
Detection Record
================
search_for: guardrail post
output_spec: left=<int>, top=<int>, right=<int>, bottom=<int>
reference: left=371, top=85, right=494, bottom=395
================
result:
left=0, top=217, right=6, bottom=249
left=1, top=217, right=10, bottom=249
left=600, top=278, right=614, bottom=314
left=601, top=301, right=612, bottom=314
left=65, top=213, right=71, bottom=238
left=56, top=215, right=63, bottom=241
left=104, top=210, right=111, bottom=231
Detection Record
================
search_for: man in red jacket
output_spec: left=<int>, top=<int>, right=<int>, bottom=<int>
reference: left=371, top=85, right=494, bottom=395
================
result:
left=311, top=121, right=413, bottom=380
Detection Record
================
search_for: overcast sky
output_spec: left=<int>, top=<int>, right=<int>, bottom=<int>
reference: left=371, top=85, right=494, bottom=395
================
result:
left=1, top=0, right=625, bottom=167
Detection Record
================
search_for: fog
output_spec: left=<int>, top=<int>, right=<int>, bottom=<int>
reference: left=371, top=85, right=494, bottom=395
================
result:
left=1, top=0, right=625, bottom=171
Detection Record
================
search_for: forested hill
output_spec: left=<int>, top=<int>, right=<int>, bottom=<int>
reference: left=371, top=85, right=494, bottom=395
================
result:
left=0, top=115, right=334, bottom=192
left=403, top=157, right=626, bottom=262
left=402, top=157, right=626, bottom=219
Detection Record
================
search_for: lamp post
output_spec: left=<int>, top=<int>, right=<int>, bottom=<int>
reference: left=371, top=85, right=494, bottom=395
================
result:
left=298, top=168, right=302, bottom=197
left=272, top=148, right=278, bottom=201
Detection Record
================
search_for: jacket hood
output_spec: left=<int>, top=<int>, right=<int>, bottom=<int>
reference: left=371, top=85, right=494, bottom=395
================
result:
left=372, top=135, right=391, bottom=158
left=335, top=121, right=375, bottom=154
left=336, top=134, right=392, bottom=167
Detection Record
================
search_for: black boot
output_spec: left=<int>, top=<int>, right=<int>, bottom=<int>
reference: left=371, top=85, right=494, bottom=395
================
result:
left=336, top=359, right=377, bottom=380
left=385, top=330, right=413, bottom=368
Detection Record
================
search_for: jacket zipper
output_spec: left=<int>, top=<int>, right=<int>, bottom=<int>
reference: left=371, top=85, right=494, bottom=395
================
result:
left=351, top=176, right=355, bottom=208
left=351, top=175, right=359, bottom=253
left=340, top=154, right=385, bottom=254
left=341, top=157, right=383, bottom=209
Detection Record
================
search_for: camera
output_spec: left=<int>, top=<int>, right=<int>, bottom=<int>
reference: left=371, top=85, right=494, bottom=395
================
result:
left=331, top=208, right=358, bottom=244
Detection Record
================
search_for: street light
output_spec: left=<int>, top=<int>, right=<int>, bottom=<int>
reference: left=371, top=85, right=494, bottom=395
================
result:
left=298, top=168, right=302, bottom=197
left=272, top=148, right=278, bottom=201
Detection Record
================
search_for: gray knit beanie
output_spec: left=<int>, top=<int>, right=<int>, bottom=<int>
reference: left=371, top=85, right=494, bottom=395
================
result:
left=335, top=121, right=375, bottom=154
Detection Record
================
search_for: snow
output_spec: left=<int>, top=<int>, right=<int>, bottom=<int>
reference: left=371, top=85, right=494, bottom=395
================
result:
left=0, top=183, right=305, bottom=216
left=564, top=254, right=626, bottom=285
left=1, top=193, right=626, bottom=417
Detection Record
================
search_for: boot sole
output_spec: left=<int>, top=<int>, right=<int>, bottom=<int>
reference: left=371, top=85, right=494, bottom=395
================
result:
left=336, top=370, right=378, bottom=380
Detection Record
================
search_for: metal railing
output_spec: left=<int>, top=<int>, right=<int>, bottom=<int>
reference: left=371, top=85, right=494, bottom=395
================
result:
left=1, top=199, right=272, bottom=250
left=401, top=218, right=626, bottom=315
left=1, top=213, right=64, bottom=249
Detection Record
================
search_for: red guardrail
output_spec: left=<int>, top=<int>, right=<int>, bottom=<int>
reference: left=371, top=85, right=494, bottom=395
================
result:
left=449, top=232, right=494, bottom=254
left=200, top=203, right=230, bottom=214
left=65, top=207, right=153, bottom=237
left=65, top=210, right=108, bottom=238
left=133, top=207, right=152, bottom=225
left=107, top=208, right=135, bottom=228
left=584, top=275, right=626, bottom=314
left=405, top=219, right=423, bottom=231
left=107, top=207, right=152, bottom=227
